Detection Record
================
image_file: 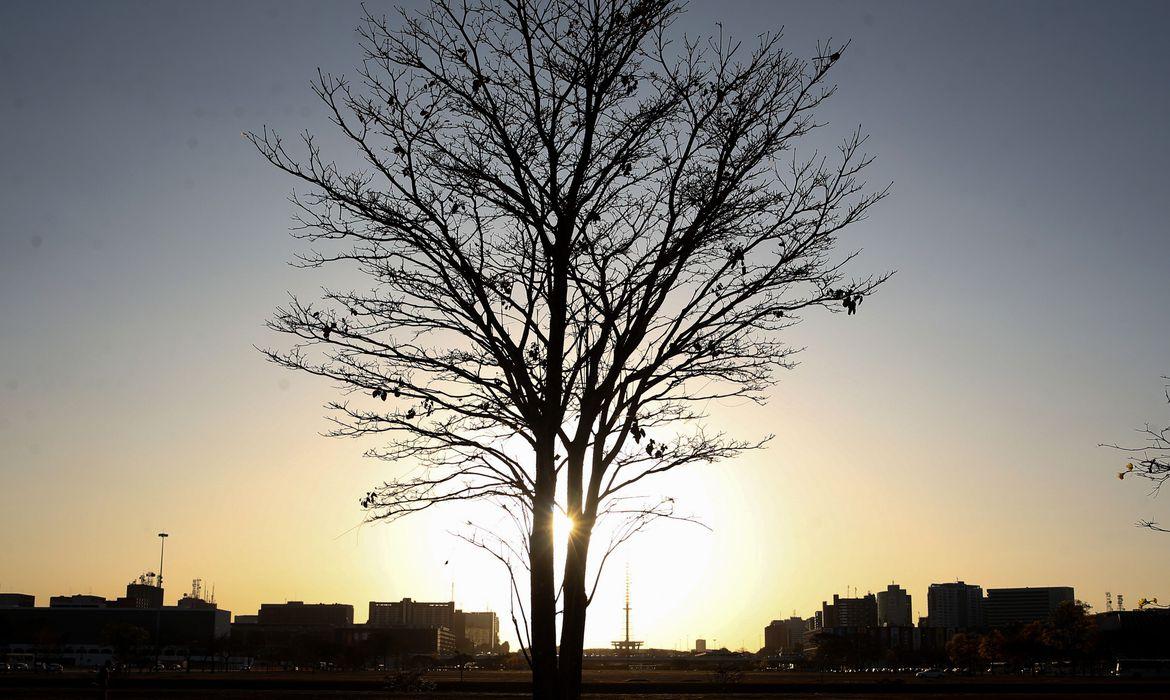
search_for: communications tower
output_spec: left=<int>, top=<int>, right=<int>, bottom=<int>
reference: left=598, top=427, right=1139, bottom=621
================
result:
left=611, top=566, right=643, bottom=655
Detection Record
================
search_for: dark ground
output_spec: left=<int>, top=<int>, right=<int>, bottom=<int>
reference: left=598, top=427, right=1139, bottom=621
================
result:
left=4, top=669, right=1170, bottom=698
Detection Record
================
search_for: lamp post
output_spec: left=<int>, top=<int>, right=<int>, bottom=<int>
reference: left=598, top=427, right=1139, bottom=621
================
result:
left=157, top=532, right=169, bottom=592
left=155, top=532, right=168, bottom=670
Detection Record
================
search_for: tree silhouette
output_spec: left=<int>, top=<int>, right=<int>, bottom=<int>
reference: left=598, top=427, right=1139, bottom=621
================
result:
left=1043, top=600, right=1097, bottom=672
left=1107, top=377, right=1170, bottom=532
left=945, top=632, right=981, bottom=670
left=249, top=0, right=887, bottom=696
left=101, top=623, right=150, bottom=669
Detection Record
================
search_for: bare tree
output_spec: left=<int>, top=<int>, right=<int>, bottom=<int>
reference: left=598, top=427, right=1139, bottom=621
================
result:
left=1108, top=377, right=1170, bottom=533
left=248, top=0, right=888, bottom=696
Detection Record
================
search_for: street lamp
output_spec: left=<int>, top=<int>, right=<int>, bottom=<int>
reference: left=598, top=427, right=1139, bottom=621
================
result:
left=157, top=532, right=169, bottom=591
left=155, top=532, right=169, bottom=670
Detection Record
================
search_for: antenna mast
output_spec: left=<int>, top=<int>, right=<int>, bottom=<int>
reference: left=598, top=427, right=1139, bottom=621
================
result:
left=625, top=566, right=631, bottom=644
left=611, top=564, right=643, bottom=655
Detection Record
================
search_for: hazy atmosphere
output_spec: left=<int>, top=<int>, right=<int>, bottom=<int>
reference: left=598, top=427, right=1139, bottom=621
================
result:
left=2, top=0, right=1169, bottom=655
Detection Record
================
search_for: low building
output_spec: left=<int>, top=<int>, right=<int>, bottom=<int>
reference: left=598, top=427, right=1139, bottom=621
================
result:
left=50, top=595, right=107, bottom=608
left=342, top=625, right=456, bottom=658
left=0, top=605, right=230, bottom=659
left=0, top=593, right=35, bottom=608
left=258, top=601, right=354, bottom=627
left=176, top=595, right=217, bottom=610
left=367, top=598, right=490, bottom=652
left=230, top=601, right=356, bottom=663
left=1096, top=608, right=1170, bottom=659
left=984, top=587, right=1074, bottom=628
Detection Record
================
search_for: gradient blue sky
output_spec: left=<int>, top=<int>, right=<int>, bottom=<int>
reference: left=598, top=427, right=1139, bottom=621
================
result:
left=2, top=0, right=1169, bottom=649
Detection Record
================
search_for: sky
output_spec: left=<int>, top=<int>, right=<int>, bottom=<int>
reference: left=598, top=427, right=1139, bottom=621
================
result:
left=2, top=0, right=1169, bottom=651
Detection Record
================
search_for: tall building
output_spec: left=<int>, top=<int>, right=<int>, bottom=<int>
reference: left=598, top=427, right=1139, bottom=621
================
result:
left=810, top=610, right=824, bottom=632
left=764, top=617, right=808, bottom=652
left=461, top=610, right=499, bottom=651
left=985, top=587, right=1074, bottom=628
left=877, top=584, right=912, bottom=627
left=822, top=593, right=878, bottom=629
left=258, top=601, right=354, bottom=627
left=694, top=638, right=707, bottom=653
left=368, top=598, right=455, bottom=629
left=923, top=581, right=984, bottom=629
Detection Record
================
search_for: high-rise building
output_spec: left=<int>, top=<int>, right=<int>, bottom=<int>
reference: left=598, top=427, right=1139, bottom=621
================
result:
left=368, top=598, right=455, bottom=629
left=923, top=582, right=984, bottom=629
left=822, top=593, right=878, bottom=629
left=694, top=638, right=707, bottom=653
left=811, top=610, right=824, bottom=632
left=985, top=587, right=1074, bottom=628
left=461, top=610, right=499, bottom=651
left=764, top=617, right=808, bottom=652
left=877, top=584, right=912, bottom=627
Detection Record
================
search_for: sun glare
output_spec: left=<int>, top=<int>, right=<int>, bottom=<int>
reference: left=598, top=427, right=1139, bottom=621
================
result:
left=554, top=510, right=575, bottom=536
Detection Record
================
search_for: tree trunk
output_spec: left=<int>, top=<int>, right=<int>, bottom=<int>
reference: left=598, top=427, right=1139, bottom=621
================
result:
left=557, top=517, right=593, bottom=700
left=529, top=446, right=559, bottom=699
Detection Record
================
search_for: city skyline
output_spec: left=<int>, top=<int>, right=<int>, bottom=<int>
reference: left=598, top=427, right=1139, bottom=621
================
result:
left=3, top=0, right=1170, bottom=656
left=0, top=534, right=1144, bottom=651
left=1, top=563, right=1093, bottom=641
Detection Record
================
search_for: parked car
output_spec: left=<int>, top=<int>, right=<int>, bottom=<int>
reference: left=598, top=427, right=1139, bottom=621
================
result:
left=44, top=663, right=63, bottom=674
left=915, top=669, right=944, bottom=679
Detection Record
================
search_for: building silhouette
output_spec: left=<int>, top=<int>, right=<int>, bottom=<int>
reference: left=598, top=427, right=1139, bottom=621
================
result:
left=118, top=581, right=164, bottom=609
left=49, top=595, right=107, bottom=608
left=764, top=617, right=807, bottom=652
left=923, top=581, right=984, bottom=629
left=462, top=610, right=500, bottom=651
left=877, top=584, right=912, bottom=627
left=366, top=597, right=498, bottom=653
left=0, top=582, right=229, bottom=668
left=985, top=587, right=1074, bottom=628
left=0, top=593, right=35, bottom=608
left=368, top=598, right=454, bottom=629
left=822, top=593, right=878, bottom=629
left=258, top=601, right=354, bottom=627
